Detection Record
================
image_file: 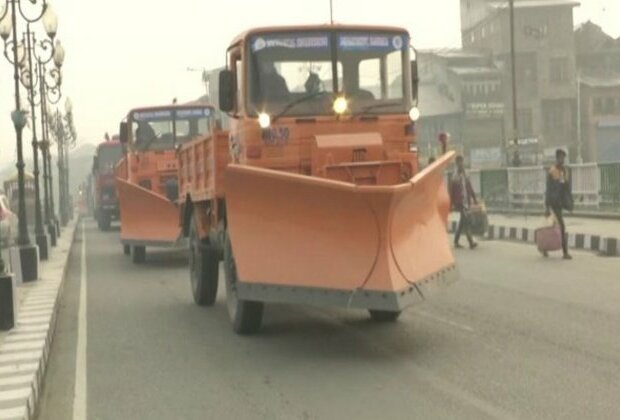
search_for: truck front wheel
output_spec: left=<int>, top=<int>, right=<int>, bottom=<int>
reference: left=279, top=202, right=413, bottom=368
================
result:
left=132, top=246, right=146, bottom=264
left=189, top=215, right=219, bottom=306
left=97, top=210, right=111, bottom=231
left=223, top=230, right=263, bottom=334
left=369, top=310, right=401, bottom=322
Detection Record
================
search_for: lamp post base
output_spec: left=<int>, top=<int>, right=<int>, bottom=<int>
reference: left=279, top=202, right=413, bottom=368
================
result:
left=48, top=223, right=57, bottom=247
left=36, top=233, right=49, bottom=260
left=19, top=245, right=39, bottom=282
left=0, top=272, right=16, bottom=331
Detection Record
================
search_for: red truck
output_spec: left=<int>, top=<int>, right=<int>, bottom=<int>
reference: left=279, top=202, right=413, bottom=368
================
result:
left=92, top=136, right=124, bottom=230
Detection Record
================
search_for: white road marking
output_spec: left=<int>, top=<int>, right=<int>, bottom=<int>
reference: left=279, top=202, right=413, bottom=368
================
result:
left=5, top=333, right=47, bottom=343
left=0, top=363, right=38, bottom=376
left=0, top=406, right=27, bottom=420
left=18, top=310, right=53, bottom=318
left=0, top=387, right=31, bottom=403
left=10, top=325, right=48, bottom=334
left=412, top=309, right=475, bottom=332
left=0, top=341, right=45, bottom=352
left=0, top=351, right=42, bottom=364
left=73, top=221, right=87, bottom=420
left=19, top=304, right=55, bottom=312
left=17, top=316, right=52, bottom=325
left=0, top=374, right=34, bottom=387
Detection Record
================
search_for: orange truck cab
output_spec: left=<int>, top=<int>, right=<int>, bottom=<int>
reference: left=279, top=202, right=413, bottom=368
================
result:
left=179, top=24, right=457, bottom=334
left=92, top=138, right=123, bottom=230
left=116, top=104, right=215, bottom=263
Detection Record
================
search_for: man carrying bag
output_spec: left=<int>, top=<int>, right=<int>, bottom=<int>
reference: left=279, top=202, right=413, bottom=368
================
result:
left=450, top=155, right=478, bottom=249
left=544, top=149, right=573, bottom=259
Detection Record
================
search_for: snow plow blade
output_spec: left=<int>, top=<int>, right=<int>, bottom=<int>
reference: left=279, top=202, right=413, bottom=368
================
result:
left=116, top=177, right=181, bottom=246
left=225, top=152, right=458, bottom=312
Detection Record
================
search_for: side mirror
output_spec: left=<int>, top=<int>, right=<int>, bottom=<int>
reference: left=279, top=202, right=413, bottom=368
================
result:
left=219, top=70, right=235, bottom=113
left=119, top=121, right=128, bottom=144
left=410, top=60, right=419, bottom=102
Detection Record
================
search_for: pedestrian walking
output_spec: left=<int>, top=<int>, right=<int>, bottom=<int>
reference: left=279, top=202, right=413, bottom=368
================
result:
left=545, top=149, right=573, bottom=259
left=450, top=155, right=478, bottom=249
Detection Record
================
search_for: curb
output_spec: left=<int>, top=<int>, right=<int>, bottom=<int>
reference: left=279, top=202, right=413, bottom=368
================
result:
left=0, top=219, right=79, bottom=420
left=487, top=208, right=620, bottom=221
left=449, top=221, right=620, bottom=257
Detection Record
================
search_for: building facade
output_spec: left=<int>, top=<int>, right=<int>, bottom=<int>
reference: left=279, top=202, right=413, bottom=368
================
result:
left=575, top=21, right=620, bottom=163
left=418, top=49, right=505, bottom=167
left=460, top=0, right=579, bottom=164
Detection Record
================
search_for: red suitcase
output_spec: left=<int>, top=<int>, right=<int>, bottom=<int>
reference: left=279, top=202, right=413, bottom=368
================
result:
left=535, top=224, right=562, bottom=253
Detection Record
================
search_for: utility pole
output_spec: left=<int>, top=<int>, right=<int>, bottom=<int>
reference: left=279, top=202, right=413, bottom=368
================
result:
left=576, top=69, right=583, bottom=163
left=509, top=0, right=520, bottom=166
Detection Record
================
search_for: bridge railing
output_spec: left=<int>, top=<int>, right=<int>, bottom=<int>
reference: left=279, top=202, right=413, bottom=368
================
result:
left=600, top=163, right=620, bottom=210
left=507, top=166, right=545, bottom=209
left=461, top=162, right=620, bottom=213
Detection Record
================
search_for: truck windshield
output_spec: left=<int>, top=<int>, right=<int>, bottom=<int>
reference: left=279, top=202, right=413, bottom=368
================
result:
left=248, top=30, right=410, bottom=117
left=130, top=107, right=212, bottom=151
left=97, top=145, right=123, bottom=170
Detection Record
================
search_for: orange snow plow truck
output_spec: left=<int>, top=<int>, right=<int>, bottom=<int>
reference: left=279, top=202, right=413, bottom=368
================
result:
left=116, top=103, right=214, bottom=263
left=178, top=24, right=458, bottom=334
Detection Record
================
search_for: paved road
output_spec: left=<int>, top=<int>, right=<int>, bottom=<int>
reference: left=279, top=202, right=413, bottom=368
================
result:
left=37, top=219, right=620, bottom=420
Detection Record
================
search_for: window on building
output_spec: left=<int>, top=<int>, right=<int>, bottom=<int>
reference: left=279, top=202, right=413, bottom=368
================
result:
left=516, top=53, right=537, bottom=83
left=604, top=97, right=616, bottom=114
left=490, top=22, right=496, bottom=33
left=593, top=98, right=603, bottom=115
left=517, top=108, right=533, bottom=136
left=543, top=100, right=571, bottom=130
left=481, top=26, right=486, bottom=38
left=470, top=31, right=476, bottom=44
left=550, top=58, right=569, bottom=83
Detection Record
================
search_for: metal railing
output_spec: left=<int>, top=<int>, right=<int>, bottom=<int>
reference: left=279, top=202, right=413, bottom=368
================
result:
left=464, top=162, right=620, bottom=214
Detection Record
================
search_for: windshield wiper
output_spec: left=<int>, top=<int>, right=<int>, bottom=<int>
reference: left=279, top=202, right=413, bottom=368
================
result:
left=353, top=102, right=402, bottom=118
left=271, top=91, right=331, bottom=123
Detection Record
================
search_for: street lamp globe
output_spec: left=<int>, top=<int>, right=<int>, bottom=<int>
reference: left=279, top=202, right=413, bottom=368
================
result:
left=53, top=40, right=64, bottom=68
left=42, top=4, right=58, bottom=39
left=0, top=11, right=11, bottom=41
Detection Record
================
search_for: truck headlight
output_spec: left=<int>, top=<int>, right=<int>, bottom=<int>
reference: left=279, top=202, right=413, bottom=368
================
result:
left=333, top=96, right=348, bottom=115
left=258, top=113, right=271, bottom=129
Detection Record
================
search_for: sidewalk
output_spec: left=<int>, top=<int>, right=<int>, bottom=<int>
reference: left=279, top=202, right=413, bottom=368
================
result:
left=449, top=213, right=620, bottom=256
left=0, top=219, right=78, bottom=419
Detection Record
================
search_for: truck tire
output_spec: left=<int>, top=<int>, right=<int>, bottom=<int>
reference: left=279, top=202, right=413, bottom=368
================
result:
left=123, top=244, right=131, bottom=255
left=369, top=310, right=401, bottom=322
left=132, top=245, right=146, bottom=264
left=223, top=230, right=263, bottom=334
left=189, top=215, right=219, bottom=306
left=97, top=211, right=111, bottom=231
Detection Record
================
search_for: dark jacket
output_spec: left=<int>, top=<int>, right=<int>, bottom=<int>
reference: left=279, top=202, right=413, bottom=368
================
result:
left=545, top=165, right=572, bottom=210
left=450, top=172, right=477, bottom=211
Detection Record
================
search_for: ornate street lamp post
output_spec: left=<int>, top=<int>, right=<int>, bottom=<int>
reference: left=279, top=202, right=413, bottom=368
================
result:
left=19, top=10, right=58, bottom=260
left=48, top=97, right=74, bottom=227
left=35, top=35, right=63, bottom=247
left=63, top=97, right=75, bottom=222
left=0, top=0, right=51, bottom=281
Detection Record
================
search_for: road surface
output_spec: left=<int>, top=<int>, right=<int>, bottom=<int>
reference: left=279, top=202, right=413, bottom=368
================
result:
left=37, top=219, right=620, bottom=420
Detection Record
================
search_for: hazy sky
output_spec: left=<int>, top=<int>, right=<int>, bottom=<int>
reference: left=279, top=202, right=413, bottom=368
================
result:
left=0, top=0, right=618, bottom=167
